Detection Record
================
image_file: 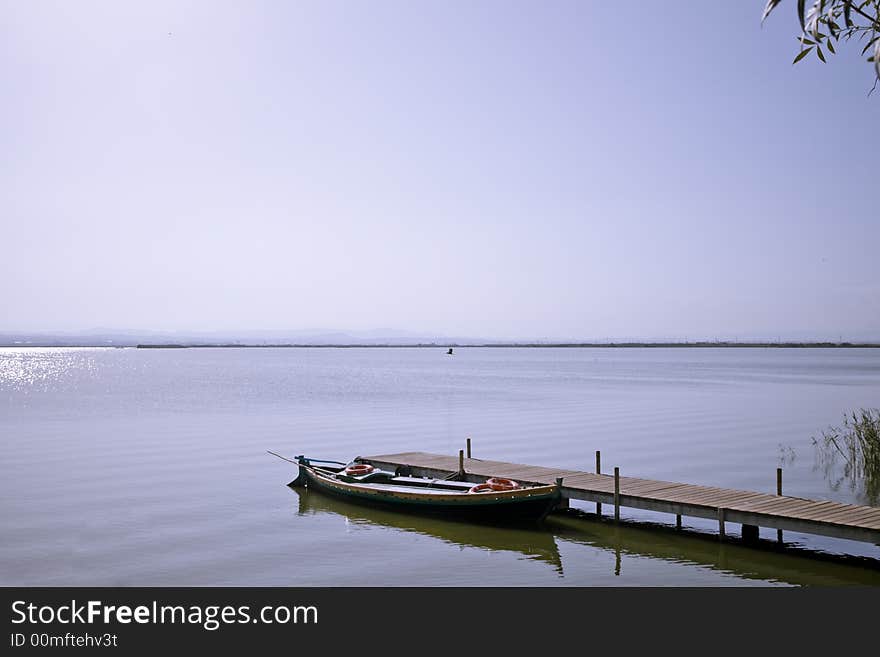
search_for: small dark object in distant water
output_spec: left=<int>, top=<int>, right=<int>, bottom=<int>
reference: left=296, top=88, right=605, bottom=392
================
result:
left=447, top=348, right=453, bottom=355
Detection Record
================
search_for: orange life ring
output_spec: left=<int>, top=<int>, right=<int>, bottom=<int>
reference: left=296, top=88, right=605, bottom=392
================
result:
left=486, top=477, right=519, bottom=490
left=344, top=463, right=375, bottom=476
left=467, top=483, right=495, bottom=494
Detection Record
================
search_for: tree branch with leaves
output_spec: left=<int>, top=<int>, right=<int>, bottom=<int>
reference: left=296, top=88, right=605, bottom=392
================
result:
left=762, top=0, right=880, bottom=91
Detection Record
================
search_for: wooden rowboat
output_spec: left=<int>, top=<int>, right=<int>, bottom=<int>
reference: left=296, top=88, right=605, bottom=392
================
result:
left=282, top=455, right=562, bottom=519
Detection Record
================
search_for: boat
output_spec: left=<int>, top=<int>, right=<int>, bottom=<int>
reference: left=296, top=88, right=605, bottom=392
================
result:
left=274, top=453, right=562, bottom=519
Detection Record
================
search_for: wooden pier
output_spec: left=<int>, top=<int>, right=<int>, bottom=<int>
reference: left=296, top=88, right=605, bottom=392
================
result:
left=360, top=451, right=880, bottom=546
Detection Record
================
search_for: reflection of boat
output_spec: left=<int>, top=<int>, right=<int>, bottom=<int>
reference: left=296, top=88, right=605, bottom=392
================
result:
left=285, top=455, right=561, bottom=519
left=292, top=486, right=564, bottom=574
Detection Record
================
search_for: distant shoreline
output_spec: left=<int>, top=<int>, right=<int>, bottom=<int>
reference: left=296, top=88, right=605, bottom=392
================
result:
left=136, top=342, right=880, bottom=349
left=3, top=341, right=878, bottom=349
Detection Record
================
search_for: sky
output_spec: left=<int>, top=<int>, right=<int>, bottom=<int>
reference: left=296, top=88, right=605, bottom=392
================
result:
left=1, top=1, right=878, bottom=341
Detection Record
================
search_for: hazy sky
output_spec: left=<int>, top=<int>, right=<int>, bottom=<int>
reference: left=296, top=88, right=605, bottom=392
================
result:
left=2, top=1, right=878, bottom=340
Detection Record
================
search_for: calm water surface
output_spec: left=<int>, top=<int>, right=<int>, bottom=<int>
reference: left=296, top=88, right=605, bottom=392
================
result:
left=2, top=347, right=879, bottom=586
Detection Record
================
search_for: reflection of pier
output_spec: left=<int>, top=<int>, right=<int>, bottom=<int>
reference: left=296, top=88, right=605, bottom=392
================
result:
left=293, top=487, right=564, bottom=574
left=362, top=452, right=880, bottom=547
left=547, top=512, right=880, bottom=586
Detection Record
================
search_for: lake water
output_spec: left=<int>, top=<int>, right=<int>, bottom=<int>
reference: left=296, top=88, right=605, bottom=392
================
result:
left=2, top=346, right=879, bottom=586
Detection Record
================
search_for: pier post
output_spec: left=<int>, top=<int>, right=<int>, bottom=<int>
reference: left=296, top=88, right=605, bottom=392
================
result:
left=614, top=467, right=620, bottom=522
left=466, top=438, right=471, bottom=459
left=741, top=524, right=759, bottom=543
left=777, top=468, right=783, bottom=544
left=555, top=477, right=569, bottom=510
left=718, top=507, right=726, bottom=540
left=596, top=451, right=602, bottom=517
left=459, top=450, right=464, bottom=476
left=676, top=514, right=682, bottom=530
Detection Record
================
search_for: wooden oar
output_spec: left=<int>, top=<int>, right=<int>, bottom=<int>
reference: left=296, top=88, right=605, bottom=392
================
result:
left=267, top=451, right=349, bottom=468
left=267, top=450, right=300, bottom=465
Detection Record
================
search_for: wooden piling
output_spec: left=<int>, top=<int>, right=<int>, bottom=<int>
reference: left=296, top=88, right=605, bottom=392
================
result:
left=741, top=524, right=759, bottom=543
left=613, top=467, right=620, bottom=522
left=555, top=476, right=567, bottom=509
left=459, top=449, right=464, bottom=475
left=718, top=507, right=726, bottom=540
left=676, top=514, right=682, bottom=530
left=596, top=451, right=602, bottom=517
left=777, top=468, right=783, bottom=544
left=466, top=438, right=471, bottom=459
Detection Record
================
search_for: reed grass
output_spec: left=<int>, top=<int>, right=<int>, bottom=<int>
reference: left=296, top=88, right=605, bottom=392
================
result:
left=813, top=408, right=880, bottom=506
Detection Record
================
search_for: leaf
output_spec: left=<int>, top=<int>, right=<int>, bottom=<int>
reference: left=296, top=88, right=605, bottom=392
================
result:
left=806, top=1, right=822, bottom=39
left=761, top=0, right=783, bottom=24
left=827, top=39, right=836, bottom=54
left=798, top=0, right=807, bottom=33
left=799, top=37, right=817, bottom=46
left=817, top=46, right=827, bottom=62
left=843, top=1, right=854, bottom=29
left=875, top=37, right=880, bottom=80
left=793, top=47, right=814, bottom=64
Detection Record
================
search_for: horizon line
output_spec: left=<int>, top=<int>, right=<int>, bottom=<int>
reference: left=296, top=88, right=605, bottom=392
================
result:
left=3, top=341, right=880, bottom=349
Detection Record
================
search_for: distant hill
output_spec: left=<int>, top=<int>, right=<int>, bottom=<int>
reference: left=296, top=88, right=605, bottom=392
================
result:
left=0, top=328, right=487, bottom=347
